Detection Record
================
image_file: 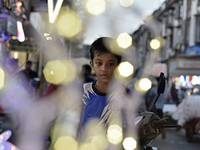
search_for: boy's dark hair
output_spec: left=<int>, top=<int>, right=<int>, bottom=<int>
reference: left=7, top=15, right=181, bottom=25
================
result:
left=90, top=37, right=121, bottom=64
left=82, top=64, right=91, bottom=73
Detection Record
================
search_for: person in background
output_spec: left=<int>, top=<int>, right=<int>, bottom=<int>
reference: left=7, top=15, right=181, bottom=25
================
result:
left=170, top=83, right=179, bottom=105
left=19, top=60, right=37, bottom=80
left=81, top=64, right=95, bottom=84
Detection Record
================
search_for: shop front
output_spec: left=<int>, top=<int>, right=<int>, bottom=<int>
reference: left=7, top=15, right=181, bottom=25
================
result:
left=168, top=55, right=200, bottom=94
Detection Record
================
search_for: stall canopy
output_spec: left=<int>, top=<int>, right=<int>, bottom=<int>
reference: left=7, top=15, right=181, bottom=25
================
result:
left=185, top=43, right=200, bottom=55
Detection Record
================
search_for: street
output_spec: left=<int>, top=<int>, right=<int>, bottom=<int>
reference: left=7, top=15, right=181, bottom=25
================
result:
left=148, top=128, right=200, bottom=150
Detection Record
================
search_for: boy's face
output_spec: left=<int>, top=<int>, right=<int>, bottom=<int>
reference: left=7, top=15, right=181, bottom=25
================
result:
left=90, top=52, right=118, bottom=84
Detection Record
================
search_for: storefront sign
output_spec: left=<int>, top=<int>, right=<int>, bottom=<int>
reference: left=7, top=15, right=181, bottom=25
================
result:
left=177, top=59, right=200, bottom=69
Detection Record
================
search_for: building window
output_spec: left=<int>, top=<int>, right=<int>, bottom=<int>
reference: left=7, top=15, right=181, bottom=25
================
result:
left=187, top=0, right=191, bottom=19
left=175, top=0, right=183, bottom=19
left=195, top=15, right=200, bottom=43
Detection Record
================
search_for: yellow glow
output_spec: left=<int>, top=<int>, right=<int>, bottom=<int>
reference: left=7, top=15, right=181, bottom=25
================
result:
left=150, top=37, right=163, bottom=50
left=85, top=0, right=106, bottom=15
left=139, top=78, right=152, bottom=91
left=54, top=136, right=78, bottom=150
left=135, top=78, right=152, bottom=93
left=119, top=0, right=134, bottom=7
left=43, top=59, right=76, bottom=85
left=48, top=0, right=64, bottom=23
left=91, top=135, right=108, bottom=150
left=44, top=33, right=49, bottom=37
left=56, top=9, right=82, bottom=38
left=118, top=61, right=134, bottom=77
left=79, top=143, right=98, bottom=150
left=193, top=87, right=199, bottom=94
left=0, top=67, right=4, bottom=90
left=117, top=33, right=132, bottom=49
left=12, top=36, right=17, bottom=40
left=107, top=124, right=123, bottom=145
left=13, top=52, right=18, bottom=59
left=123, top=137, right=137, bottom=150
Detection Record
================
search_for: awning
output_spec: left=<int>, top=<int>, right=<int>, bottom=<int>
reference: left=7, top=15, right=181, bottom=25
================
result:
left=185, top=44, right=200, bottom=55
left=168, top=56, right=200, bottom=77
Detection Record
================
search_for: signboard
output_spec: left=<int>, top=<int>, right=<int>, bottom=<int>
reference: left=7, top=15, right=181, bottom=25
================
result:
left=152, top=63, right=167, bottom=77
left=177, top=59, right=200, bottom=69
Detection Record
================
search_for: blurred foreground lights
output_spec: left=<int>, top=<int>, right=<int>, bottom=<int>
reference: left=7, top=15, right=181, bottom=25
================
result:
left=118, top=61, right=134, bottom=77
left=0, top=67, right=5, bottom=90
left=123, top=137, right=137, bottom=150
left=117, top=33, right=132, bottom=49
left=85, top=0, right=106, bottom=15
left=150, top=37, right=163, bottom=50
left=54, top=136, right=78, bottom=150
left=107, top=124, right=123, bottom=145
left=43, top=59, right=76, bottom=85
left=135, top=78, right=152, bottom=93
left=79, top=143, right=98, bottom=150
left=56, top=9, right=82, bottom=38
left=119, top=0, right=134, bottom=7
left=90, top=135, right=108, bottom=150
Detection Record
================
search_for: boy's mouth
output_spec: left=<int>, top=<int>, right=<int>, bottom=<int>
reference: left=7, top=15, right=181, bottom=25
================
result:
left=101, top=74, right=108, bottom=78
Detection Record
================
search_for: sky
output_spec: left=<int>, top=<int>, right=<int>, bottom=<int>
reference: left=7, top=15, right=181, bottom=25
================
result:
left=83, top=0, right=166, bottom=45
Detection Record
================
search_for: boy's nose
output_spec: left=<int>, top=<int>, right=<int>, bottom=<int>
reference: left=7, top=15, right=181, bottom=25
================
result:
left=101, top=64, right=108, bottom=71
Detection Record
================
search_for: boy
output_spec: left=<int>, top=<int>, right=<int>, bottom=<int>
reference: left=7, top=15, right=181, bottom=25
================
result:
left=81, top=37, right=127, bottom=129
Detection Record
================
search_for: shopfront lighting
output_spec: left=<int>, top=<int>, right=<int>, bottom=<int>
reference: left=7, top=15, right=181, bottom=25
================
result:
left=85, top=0, right=106, bottom=15
left=48, top=0, right=64, bottom=23
left=13, top=52, right=18, bottom=59
left=123, top=137, right=137, bottom=150
left=0, top=67, right=5, bottom=90
left=119, top=0, right=134, bottom=7
left=117, top=33, right=132, bottom=49
left=17, top=21, right=25, bottom=42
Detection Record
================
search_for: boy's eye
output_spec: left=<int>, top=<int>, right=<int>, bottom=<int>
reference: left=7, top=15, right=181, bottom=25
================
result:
left=108, top=63, right=115, bottom=66
left=96, top=62, right=102, bottom=65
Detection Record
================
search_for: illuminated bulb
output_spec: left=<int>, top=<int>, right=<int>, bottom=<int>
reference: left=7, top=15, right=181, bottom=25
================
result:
left=107, top=124, right=123, bottom=145
left=0, top=67, right=5, bottom=90
left=118, top=61, right=134, bottom=77
left=13, top=52, right=18, bottom=59
left=139, top=78, right=152, bottom=91
left=150, top=38, right=163, bottom=50
left=117, top=33, right=132, bottom=49
left=50, top=71, right=54, bottom=75
left=85, top=0, right=106, bottom=15
left=44, top=33, right=49, bottom=37
left=54, top=136, right=78, bottom=150
left=119, top=0, right=134, bottom=7
left=56, top=9, right=82, bottom=38
left=123, top=137, right=137, bottom=150
left=17, top=21, right=25, bottom=42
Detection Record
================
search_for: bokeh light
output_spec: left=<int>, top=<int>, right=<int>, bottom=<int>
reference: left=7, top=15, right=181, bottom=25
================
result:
left=134, top=78, right=152, bottom=93
left=43, top=59, right=76, bottom=85
left=90, top=135, right=108, bottom=150
left=117, top=33, right=132, bottom=49
left=0, top=67, right=5, bottom=90
left=79, top=143, right=98, bottom=150
left=54, top=136, right=78, bottom=150
left=84, top=0, right=106, bottom=15
left=123, top=137, right=137, bottom=150
left=150, top=37, right=163, bottom=50
left=56, top=8, right=82, bottom=38
left=119, top=0, right=134, bottom=7
left=118, top=61, right=134, bottom=77
left=107, top=124, right=123, bottom=145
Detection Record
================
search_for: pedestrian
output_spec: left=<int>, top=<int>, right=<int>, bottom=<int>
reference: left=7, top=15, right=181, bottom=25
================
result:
left=171, top=83, right=179, bottom=105
left=80, top=37, right=130, bottom=134
left=81, top=64, right=95, bottom=84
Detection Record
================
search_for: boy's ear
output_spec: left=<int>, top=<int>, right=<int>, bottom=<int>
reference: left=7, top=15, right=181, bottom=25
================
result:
left=90, top=60, right=94, bottom=70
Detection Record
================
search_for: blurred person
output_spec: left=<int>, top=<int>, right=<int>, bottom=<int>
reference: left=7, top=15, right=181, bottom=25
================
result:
left=80, top=37, right=130, bottom=134
left=171, top=83, right=179, bottom=105
left=178, top=87, right=187, bottom=103
left=81, top=64, right=95, bottom=84
left=19, top=60, right=37, bottom=80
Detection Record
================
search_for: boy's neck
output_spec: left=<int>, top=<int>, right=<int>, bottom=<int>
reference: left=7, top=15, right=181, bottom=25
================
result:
left=95, top=80, right=109, bottom=93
